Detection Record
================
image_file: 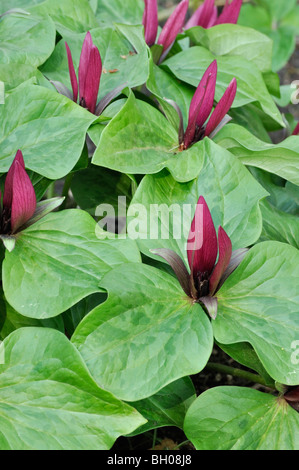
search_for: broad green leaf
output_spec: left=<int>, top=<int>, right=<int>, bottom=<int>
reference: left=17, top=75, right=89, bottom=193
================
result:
left=128, top=142, right=267, bottom=263
left=92, top=91, right=179, bottom=176
left=29, top=0, right=99, bottom=35
left=215, top=241, right=299, bottom=385
left=184, top=386, right=299, bottom=450
left=41, top=25, right=149, bottom=103
left=0, top=299, right=64, bottom=340
left=249, top=168, right=299, bottom=215
left=162, top=46, right=284, bottom=126
left=186, top=24, right=272, bottom=73
left=256, top=0, right=297, bottom=21
left=0, top=84, right=97, bottom=179
left=0, top=327, right=145, bottom=449
left=259, top=199, right=299, bottom=248
left=72, top=263, right=213, bottom=401
left=0, top=1, right=44, bottom=13
left=0, top=15, right=55, bottom=90
left=71, top=166, right=132, bottom=215
left=2, top=210, right=141, bottom=319
left=214, top=123, right=299, bottom=186
left=267, top=27, right=296, bottom=72
left=93, top=0, right=143, bottom=26
left=130, top=377, right=196, bottom=435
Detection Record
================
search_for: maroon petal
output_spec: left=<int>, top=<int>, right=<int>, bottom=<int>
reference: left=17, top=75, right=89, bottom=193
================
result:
left=65, top=42, right=78, bottom=102
left=183, top=60, right=217, bottom=149
left=83, top=45, right=102, bottom=114
left=185, top=0, right=215, bottom=29
left=78, top=32, right=94, bottom=107
left=3, top=151, right=36, bottom=233
left=215, top=0, right=242, bottom=25
left=143, top=0, right=158, bottom=46
left=284, top=387, right=299, bottom=403
left=150, top=248, right=191, bottom=296
left=204, top=77, right=237, bottom=138
left=209, top=226, right=232, bottom=295
left=187, top=196, right=218, bottom=276
left=292, top=122, right=299, bottom=135
left=157, top=0, right=189, bottom=52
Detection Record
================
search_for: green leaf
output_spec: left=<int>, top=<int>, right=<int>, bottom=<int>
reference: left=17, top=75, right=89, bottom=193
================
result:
left=184, top=386, right=299, bottom=450
left=214, top=123, right=299, bottom=186
left=0, top=84, right=97, bottom=179
left=214, top=241, right=299, bottom=385
left=93, top=0, right=143, bottom=26
left=267, top=27, right=296, bottom=72
left=2, top=210, right=141, bottom=319
left=162, top=46, right=284, bottom=126
left=185, top=24, right=272, bottom=73
left=259, top=199, right=299, bottom=248
left=29, top=0, right=99, bottom=35
left=72, top=263, right=213, bottom=401
left=129, top=142, right=267, bottom=263
left=0, top=327, right=145, bottom=449
left=130, top=377, right=196, bottom=435
left=0, top=15, right=56, bottom=90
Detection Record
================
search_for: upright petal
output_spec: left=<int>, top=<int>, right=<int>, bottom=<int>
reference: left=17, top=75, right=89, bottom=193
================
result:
left=3, top=151, right=36, bottom=233
left=79, top=32, right=93, bottom=101
left=183, top=60, right=217, bottom=149
left=209, top=226, right=232, bottom=295
left=187, top=196, right=218, bottom=276
left=78, top=32, right=102, bottom=113
left=215, top=0, right=242, bottom=25
left=204, top=77, right=237, bottom=137
left=185, top=0, right=216, bottom=29
left=83, top=45, right=102, bottom=114
left=143, top=0, right=158, bottom=46
left=65, top=42, right=78, bottom=102
left=157, top=0, right=189, bottom=52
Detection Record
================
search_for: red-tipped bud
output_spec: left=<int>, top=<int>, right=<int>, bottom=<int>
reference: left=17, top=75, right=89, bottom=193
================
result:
left=185, top=0, right=217, bottom=29
left=79, top=32, right=102, bottom=114
left=187, top=196, right=218, bottom=276
left=215, top=0, right=242, bottom=26
left=65, top=42, right=78, bottom=103
left=157, top=0, right=189, bottom=52
left=143, top=0, right=158, bottom=46
left=3, top=150, right=36, bottom=234
left=184, top=60, right=217, bottom=149
left=204, top=77, right=237, bottom=138
left=292, top=122, right=299, bottom=135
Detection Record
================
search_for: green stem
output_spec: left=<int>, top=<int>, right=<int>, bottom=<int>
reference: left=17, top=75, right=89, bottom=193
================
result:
left=46, top=181, right=56, bottom=199
left=60, top=173, right=74, bottom=210
left=206, top=362, right=275, bottom=388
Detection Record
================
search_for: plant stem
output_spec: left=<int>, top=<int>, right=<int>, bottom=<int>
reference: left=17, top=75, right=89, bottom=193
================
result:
left=60, top=173, right=74, bottom=210
left=206, top=362, right=275, bottom=388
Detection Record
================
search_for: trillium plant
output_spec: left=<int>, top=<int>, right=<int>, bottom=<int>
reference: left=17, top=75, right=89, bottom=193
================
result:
left=0, top=0, right=298, bottom=452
